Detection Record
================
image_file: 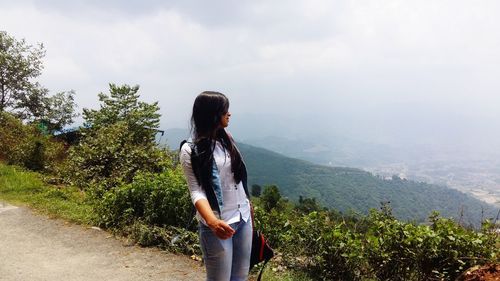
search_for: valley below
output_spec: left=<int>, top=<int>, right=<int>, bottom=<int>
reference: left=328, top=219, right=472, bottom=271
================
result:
left=364, top=158, right=500, bottom=209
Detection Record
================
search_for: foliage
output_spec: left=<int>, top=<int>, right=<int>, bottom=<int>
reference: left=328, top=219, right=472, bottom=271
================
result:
left=260, top=184, right=282, bottom=212
left=0, top=112, right=29, bottom=161
left=63, top=121, right=172, bottom=189
left=0, top=31, right=77, bottom=130
left=63, top=84, right=167, bottom=189
left=0, top=111, right=66, bottom=172
left=0, top=31, right=45, bottom=113
left=82, top=83, right=160, bottom=144
left=38, top=90, right=78, bottom=132
left=0, top=163, right=94, bottom=224
left=93, top=168, right=193, bottom=229
left=251, top=189, right=499, bottom=281
left=89, top=167, right=198, bottom=255
left=296, top=196, right=325, bottom=214
left=251, top=184, right=262, bottom=197
left=123, top=221, right=200, bottom=255
left=361, top=209, right=499, bottom=281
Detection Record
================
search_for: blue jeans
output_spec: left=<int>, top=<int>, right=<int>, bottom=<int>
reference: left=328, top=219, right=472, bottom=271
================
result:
left=199, top=218, right=252, bottom=281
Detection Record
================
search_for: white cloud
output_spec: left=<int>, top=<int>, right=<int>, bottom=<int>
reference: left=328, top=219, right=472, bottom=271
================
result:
left=1, top=0, right=500, bottom=140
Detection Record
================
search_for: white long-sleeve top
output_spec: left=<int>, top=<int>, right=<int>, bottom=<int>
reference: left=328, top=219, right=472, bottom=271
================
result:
left=179, top=140, right=251, bottom=225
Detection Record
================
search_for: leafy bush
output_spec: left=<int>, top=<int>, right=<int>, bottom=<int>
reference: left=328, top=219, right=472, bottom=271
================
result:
left=362, top=209, right=499, bottom=281
left=251, top=192, right=499, bottom=281
left=61, top=84, right=168, bottom=190
left=82, top=84, right=160, bottom=145
left=93, top=168, right=193, bottom=229
left=260, top=184, right=282, bottom=212
left=263, top=209, right=368, bottom=280
left=296, top=196, right=325, bottom=214
left=123, top=221, right=200, bottom=255
left=0, top=111, right=66, bottom=172
left=0, top=112, right=26, bottom=161
left=63, top=121, right=172, bottom=189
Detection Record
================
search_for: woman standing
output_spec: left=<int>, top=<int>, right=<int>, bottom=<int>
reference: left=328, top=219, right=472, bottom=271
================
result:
left=180, top=91, right=252, bottom=281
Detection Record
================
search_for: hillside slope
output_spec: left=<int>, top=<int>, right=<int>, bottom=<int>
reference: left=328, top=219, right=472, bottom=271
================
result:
left=238, top=143, right=497, bottom=224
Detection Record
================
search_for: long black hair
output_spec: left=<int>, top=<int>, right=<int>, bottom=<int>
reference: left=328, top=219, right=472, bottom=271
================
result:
left=190, top=91, right=244, bottom=184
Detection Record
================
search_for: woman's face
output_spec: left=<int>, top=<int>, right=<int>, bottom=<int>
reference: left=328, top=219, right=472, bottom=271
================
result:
left=220, top=110, right=231, bottom=128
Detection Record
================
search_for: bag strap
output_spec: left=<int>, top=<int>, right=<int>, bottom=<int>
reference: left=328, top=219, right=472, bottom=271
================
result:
left=179, top=139, right=188, bottom=151
left=250, top=203, right=270, bottom=281
left=250, top=202, right=255, bottom=230
left=256, top=258, right=270, bottom=281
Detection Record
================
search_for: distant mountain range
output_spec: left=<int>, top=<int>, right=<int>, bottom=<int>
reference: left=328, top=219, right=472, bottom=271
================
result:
left=163, top=128, right=497, bottom=225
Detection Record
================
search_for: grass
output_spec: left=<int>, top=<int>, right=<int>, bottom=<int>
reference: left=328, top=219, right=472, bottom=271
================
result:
left=0, top=163, right=94, bottom=224
left=258, top=269, right=314, bottom=281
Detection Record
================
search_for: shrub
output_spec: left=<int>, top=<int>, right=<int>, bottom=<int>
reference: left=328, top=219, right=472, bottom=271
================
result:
left=93, top=168, right=193, bottom=230
left=0, top=112, right=66, bottom=172
left=62, top=84, right=167, bottom=190
left=363, top=210, right=499, bottom=281
left=123, top=221, right=200, bottom=255
left=252, top=192, right=499, bottom=281
left=261, top=185, right=282, bottom=212
left=0, top=112, right=27, bottom=161
left=279, top=211, right=367, bottom=281
left=62, top=122, right=172, bottom=189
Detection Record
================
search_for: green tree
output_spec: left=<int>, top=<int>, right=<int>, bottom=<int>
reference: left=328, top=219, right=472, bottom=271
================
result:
left=42, top=90, right=78, bottom=132
left=82, top=84, right=160, bottom=144
left=260, top=185, right=281, bottom=212
left=65, top=84, right=168, bottom=190
left=296, top=196, right=323, bottom=214
left=0, top=31, right=45, bottom=113
left=18, top=89, right=77, bottom=132
left=0, top=111, right=65, bottom=171
left=251, top=184, right=261, bottom=197
left=0, top=31, right=77, bottom=131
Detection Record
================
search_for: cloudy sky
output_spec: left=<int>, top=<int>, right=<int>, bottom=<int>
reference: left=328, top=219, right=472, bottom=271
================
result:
left=2, top=0, right=500, bottom=149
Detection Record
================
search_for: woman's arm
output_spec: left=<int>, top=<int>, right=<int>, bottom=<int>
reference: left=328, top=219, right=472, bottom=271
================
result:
left=195, top=199, right=235, bottom=239
left=180, top=143, right=235, bottom=239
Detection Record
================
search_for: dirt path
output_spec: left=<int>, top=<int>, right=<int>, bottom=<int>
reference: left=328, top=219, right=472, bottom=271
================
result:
left=0, top=201, right=205, bottom=281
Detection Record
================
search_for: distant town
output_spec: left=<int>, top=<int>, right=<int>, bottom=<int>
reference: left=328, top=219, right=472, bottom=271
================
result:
left=366, top=157, right=500, bottom=209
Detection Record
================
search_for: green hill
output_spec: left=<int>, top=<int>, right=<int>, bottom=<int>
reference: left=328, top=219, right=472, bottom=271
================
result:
left=238, top=142, right=497, bottom=225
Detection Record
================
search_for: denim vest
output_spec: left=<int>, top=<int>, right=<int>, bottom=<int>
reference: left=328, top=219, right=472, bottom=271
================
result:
left=185, top=140, right=249, bottom=218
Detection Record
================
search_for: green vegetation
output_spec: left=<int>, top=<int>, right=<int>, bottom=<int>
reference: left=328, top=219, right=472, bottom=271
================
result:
left=0, top=163, right=93, bottom=224
left=239, top=142, right=497, bottom=225
left=253, top=192, right=499, bottom=281
left=0, top=30, right=46, bottom=113
left=0, top=31, right=77, bottom=131
left=1, top=164, right=497, bottom=280
left=0, top=111, right=66, bottom=172
left=61, top=84, right=170, bottom=190
left=261, top=184, right=282, bottom=212
left=258, top=270, right=314, bottom=281
left=95, top=170, right=192, bottom=230
left=251, top=184, right=262, bottom=197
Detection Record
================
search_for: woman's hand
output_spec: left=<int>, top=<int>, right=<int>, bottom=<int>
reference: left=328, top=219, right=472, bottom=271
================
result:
left=207, top=219, right=235, bottom=240
left=193, top=199, right=235, bottom=239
